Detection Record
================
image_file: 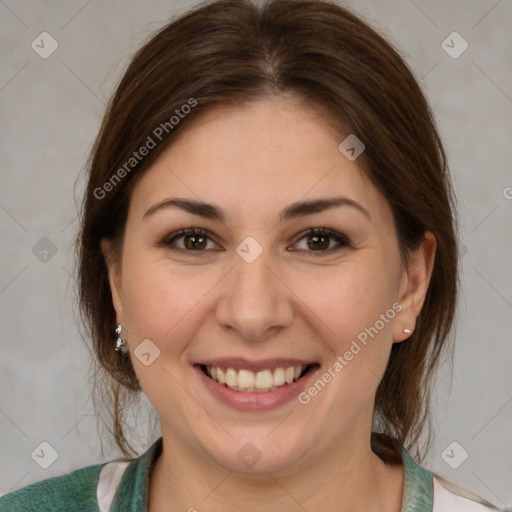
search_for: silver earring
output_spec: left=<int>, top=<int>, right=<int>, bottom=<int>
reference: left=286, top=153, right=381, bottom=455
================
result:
left=115, top=324, right=129, bottom=355
left=403, top=328, right=412, bottom=334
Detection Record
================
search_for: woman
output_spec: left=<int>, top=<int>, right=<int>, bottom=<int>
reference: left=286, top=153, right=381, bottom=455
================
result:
left=1, top=0, right=509, bottom=511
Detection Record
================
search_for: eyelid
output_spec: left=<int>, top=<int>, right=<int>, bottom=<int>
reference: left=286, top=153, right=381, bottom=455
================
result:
left=290, top=227, right=351, bottom=253
left=162, top=228, right=221, bottom=252
left=161, top=226, right=351, bottom=255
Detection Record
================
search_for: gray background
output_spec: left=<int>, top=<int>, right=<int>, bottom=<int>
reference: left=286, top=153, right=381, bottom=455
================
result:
left=1, top=0, right=511, bottom=507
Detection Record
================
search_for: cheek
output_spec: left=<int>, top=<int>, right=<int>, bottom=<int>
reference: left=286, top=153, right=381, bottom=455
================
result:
left=119, top=248, right=217, bottom=351
left=297, top=257, right=399, bottom=339
left=301, top=257, right=400, bottom=395
left=119, top=230, right=401, bottom=358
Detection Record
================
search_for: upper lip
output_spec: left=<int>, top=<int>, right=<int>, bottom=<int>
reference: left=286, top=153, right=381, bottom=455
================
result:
left=196, top=358, right=317, bottom=373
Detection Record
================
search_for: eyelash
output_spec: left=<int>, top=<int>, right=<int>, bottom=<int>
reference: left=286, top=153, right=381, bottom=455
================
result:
left=161, top=227, right=351, bottom=256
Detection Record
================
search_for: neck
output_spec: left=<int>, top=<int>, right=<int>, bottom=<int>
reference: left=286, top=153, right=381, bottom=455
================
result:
left=148, top=428, right=404, bottom=512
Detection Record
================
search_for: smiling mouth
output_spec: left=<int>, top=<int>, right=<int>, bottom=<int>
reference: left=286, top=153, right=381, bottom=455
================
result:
left=198, top=363, right=319, bottom=393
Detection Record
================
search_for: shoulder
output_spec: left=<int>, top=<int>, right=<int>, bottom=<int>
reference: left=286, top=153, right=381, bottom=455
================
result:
left=398, top=445, right=510, bottom=512
left=0, top=462, right=104, bottom=512
left=0, top=438, right=161, bottom=512
left=433, top=476, right=510, bottom=512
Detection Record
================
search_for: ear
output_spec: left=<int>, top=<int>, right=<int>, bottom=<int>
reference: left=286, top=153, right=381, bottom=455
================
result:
left=394, top=231, right=436, bottom=343
left=101, top=238, right=124, bottom=322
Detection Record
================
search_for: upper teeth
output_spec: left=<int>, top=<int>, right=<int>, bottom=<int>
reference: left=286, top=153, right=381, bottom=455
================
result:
left=205, top=365, right=305, bottom=392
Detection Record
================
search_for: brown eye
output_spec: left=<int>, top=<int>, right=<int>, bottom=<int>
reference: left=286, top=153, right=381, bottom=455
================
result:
left=183, top=233, right=208, bottom=250
left=292, top=228, right=350, bottom=254
left=307, top=233, right=330, bottom=250
left=164, top=228, right=219, bottom=251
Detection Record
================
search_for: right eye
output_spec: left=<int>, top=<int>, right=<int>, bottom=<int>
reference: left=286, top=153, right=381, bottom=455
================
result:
left=162, top=228, right=221, bottom=252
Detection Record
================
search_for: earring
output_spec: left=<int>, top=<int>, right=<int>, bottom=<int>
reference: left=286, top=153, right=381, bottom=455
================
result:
left=403, top=328, right=412, bottom=335
left=115, top=324, right=129, bottom=356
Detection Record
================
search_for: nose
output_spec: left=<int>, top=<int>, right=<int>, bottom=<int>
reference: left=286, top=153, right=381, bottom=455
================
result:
left=214, top=247, right=294, bottom=342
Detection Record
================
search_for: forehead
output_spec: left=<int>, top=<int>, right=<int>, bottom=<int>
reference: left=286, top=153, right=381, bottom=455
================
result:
left=128, top=95, right=390, bottom=228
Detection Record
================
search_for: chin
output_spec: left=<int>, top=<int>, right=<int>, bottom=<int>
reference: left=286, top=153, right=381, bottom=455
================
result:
left=197, top=429, right=311, bottom=475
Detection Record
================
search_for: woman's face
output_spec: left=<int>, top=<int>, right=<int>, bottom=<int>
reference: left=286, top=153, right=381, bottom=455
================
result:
left=104, top=95, right=432, bottom=474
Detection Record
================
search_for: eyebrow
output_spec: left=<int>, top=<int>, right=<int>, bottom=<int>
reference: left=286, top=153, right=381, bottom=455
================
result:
left=143, top=196, right=371, bottom=222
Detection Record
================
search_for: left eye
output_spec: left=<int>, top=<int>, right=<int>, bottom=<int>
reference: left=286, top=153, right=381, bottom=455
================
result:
left=162, top=227, right=350, bottom=254
left=292, top=228, right=350, bottom=253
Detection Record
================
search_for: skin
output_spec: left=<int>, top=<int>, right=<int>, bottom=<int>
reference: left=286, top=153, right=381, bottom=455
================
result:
left=103, top=94, right=436, bottom=512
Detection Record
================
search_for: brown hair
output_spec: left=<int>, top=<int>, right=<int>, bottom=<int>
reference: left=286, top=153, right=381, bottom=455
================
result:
left=76, top=0, right=458, bottom=462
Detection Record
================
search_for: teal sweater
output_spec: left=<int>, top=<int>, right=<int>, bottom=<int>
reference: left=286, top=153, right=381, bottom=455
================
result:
left=0, top=437, right=509, bottom=511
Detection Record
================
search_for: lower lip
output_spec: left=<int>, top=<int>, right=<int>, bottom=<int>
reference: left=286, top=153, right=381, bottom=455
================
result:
left=194, top=365, right=319, bottom=411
